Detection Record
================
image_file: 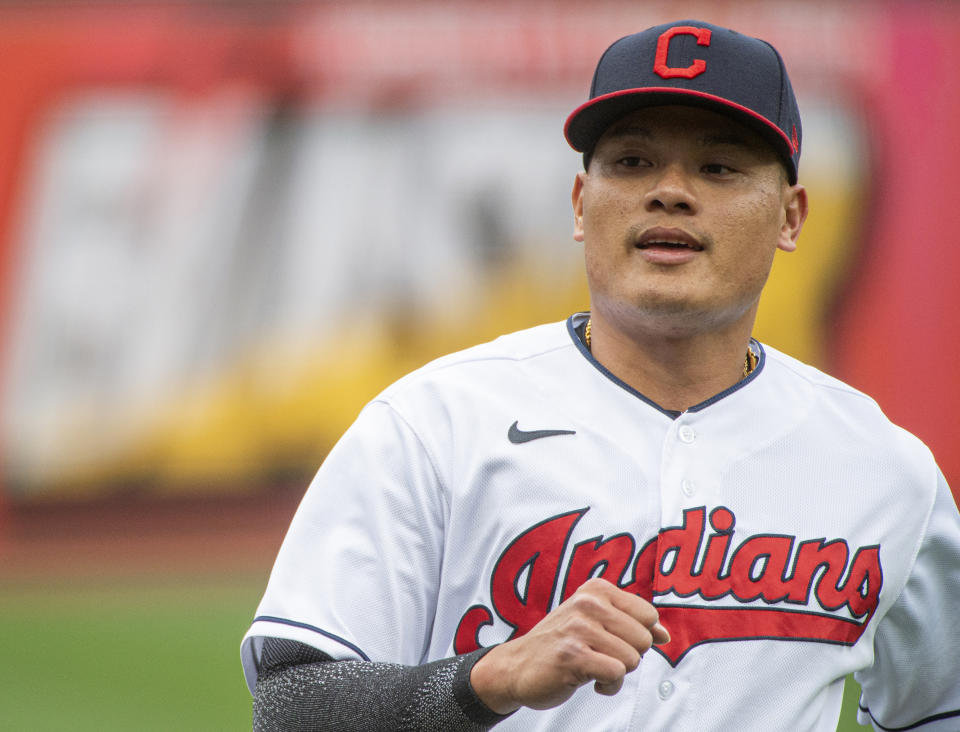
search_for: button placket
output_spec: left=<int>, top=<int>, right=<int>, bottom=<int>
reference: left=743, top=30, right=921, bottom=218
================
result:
left=658, top=680, right=675, bottom=700
left=661, top=418, right=703, bottom=524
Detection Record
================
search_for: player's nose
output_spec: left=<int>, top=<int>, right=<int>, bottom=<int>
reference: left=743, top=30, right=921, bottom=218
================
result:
left=643, top=163, right=698, bottom=214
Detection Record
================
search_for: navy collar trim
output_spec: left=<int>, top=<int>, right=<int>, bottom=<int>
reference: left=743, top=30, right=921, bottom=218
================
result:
left=566, top=313, right=766, bottom=420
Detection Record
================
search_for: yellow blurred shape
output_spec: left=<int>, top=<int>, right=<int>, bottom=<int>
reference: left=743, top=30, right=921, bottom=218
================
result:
left=754, top=174, right=863, bottom=367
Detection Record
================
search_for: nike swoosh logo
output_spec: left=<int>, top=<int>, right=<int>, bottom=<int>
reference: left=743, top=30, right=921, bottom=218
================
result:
left=508, top=421, right=576, bottom=444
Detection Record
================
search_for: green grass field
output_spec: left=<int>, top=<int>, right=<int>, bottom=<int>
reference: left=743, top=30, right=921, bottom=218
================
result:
left=0, top=578, right=868, bottom=731
left=0, top=578, right=260, bottom=732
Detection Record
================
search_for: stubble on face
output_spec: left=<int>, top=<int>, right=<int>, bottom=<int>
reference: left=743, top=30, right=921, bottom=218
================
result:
left=575, top=106, right=794, bottom=341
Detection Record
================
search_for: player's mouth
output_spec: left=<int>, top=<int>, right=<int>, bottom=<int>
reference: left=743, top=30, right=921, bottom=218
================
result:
left=636, top=227, right=704, bottom=250
left=635, top=227, right=704, bottom=264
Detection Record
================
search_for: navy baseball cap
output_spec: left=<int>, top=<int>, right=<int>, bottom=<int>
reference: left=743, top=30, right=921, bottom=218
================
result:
left=565, top=21, right=802, bottom=183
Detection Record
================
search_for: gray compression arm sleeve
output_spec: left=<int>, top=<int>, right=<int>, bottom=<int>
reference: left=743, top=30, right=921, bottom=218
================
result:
left=253, top=638, right=513, bottom=731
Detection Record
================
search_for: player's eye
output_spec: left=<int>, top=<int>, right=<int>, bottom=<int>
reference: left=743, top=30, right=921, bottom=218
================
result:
left=702, top=162, right=735, bottom=175
left=617, top=156, right=648, bottom=168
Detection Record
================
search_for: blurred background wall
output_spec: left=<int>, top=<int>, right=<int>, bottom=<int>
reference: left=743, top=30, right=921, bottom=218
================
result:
left=0, top=2, right=957, bottom=728
left=1, top=0, right=958, bottom=509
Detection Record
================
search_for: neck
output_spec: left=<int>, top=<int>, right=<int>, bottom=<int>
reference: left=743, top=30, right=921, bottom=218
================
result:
left=586, top=310, right=756, bottom=412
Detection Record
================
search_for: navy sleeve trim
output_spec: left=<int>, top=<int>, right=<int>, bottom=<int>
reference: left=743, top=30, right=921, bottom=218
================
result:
left=859, top=703, right=960, bottom=731
left=252, top=615, right=371, bottom=661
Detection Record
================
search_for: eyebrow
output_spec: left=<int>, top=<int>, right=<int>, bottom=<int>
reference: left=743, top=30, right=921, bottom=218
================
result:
left=601, top=125, right=753, bottom=149
left=601, top=125, right=652, bottom=141
left=699, top=132, right=753, bottom=149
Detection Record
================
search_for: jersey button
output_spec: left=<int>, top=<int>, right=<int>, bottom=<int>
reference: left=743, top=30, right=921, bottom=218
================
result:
left=658, top=680, right=675, bottom=700
left=681, top=479, right=696, bottom=497
left=678, top=425, right=696, bottom=444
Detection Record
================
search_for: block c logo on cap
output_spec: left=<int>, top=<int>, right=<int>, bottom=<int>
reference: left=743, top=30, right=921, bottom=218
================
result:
left=654, top=26, right=712, bottom=79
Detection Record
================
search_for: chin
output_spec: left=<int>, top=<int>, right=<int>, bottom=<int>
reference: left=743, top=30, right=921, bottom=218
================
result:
left=634, top=290, right=710, bottom=319
left=612, top=293, right=751, bottom=338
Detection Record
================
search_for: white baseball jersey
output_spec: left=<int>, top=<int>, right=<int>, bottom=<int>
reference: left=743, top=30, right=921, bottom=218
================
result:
left=242, top=313, right=960, bottom=731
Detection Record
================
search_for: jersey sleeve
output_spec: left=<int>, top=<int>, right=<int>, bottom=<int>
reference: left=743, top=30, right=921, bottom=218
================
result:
left=241, top=398, right=448, bottom=693
left=854, top=470, right=960, bottom=731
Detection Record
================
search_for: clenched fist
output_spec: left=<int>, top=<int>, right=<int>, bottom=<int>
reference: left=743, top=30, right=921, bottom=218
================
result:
left=469, top=578, right=670, bottom=714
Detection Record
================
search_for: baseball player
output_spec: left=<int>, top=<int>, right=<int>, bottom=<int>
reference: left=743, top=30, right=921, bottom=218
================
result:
left=241, top=20, right=960, bottom=731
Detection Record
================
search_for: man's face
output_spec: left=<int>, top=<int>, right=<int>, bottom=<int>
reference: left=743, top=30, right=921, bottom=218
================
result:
left=572, top=105, right=806, bottom=338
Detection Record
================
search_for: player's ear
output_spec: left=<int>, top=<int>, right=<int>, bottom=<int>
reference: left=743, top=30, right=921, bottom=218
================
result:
left=572, top=172, right=586, bottom=243
left=777, top=183, right=808, bottom=253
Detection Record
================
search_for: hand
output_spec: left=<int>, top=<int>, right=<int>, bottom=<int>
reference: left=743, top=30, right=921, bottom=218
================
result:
left=469, top=578, right=670, bottom=714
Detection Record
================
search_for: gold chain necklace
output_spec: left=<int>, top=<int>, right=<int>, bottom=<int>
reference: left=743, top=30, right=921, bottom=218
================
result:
left=584, top=317, right=757, bottom=379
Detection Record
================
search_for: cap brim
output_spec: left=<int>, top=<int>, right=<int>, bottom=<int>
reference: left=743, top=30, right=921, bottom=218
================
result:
left=564, top=87, right=797, bottom=183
